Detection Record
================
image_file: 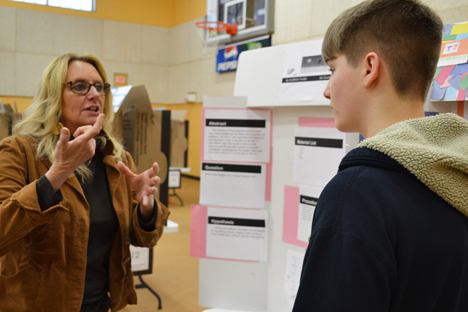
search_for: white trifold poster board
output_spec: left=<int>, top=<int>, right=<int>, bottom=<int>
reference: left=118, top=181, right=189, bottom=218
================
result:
left=194, top=29, right=460, bottom=310
left=195, top=40, right=362, bottom=312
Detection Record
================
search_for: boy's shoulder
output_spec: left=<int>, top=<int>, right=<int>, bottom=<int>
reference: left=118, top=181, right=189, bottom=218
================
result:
left=314, top=147, right=419, bottom=230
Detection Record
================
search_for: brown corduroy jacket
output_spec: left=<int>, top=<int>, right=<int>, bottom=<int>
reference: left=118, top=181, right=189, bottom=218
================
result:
left=0, top=134, right=170, bottom=312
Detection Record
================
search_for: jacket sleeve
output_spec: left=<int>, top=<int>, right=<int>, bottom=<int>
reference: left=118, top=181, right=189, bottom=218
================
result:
left=292, top=228, right=393, bottom=312
left=0, top=137, right=67, bottom=257
left=130, top=200, right=169, bottom=247
left=123, top=151, right=170, bottom=248
left=292, top=168, right=396, bottom=312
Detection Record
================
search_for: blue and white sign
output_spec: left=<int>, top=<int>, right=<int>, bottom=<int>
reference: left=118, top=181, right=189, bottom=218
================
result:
left=216, top=35, right=271, bottom=73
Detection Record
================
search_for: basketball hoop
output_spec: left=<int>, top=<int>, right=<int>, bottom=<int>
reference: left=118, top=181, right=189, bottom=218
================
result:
left=195, top=21, right=238, bottom=36
left=195, top=20, right=238, bottom=56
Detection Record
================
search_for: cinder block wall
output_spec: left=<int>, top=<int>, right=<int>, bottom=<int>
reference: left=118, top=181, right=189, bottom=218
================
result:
left=0, top=0, right=466, bottom=178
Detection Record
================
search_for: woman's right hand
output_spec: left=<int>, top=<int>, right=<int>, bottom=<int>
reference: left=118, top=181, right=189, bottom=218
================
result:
left=45, top=114, right=104, bottom=192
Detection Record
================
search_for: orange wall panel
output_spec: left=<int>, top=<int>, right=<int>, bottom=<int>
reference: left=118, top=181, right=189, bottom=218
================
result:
left=0, top=0, right=206, bottom=27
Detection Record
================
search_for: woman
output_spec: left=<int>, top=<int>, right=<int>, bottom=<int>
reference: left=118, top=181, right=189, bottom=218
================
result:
left=0, top=52, right=170, bottom=312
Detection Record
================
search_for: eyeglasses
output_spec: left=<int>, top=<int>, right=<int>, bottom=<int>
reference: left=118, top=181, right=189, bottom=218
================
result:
left=64, top=80, right=111, bottom=96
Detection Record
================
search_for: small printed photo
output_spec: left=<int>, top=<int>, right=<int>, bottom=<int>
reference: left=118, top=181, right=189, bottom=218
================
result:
left=300, top=55, right=328, bottom=74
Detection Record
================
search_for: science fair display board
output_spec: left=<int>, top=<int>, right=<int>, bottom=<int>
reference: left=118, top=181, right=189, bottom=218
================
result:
left=190, top=40, right=358, bottom=312
left=193, top=38, right=459, bottom=312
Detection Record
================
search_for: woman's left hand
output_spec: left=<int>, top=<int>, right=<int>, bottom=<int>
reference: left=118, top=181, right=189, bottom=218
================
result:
left=117, top=161, right=160, bottom=220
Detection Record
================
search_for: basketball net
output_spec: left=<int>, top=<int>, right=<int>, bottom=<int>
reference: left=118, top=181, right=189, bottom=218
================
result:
left=195, top=21, right=238, bottom=57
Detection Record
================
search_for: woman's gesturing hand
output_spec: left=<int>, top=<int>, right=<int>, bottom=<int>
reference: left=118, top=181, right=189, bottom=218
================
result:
left=117, top=161, right=160, bottom=221
left=46, top=114, right=104, bottom=192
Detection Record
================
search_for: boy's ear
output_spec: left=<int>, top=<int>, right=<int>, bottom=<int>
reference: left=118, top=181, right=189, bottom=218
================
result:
left=363, top=52, right=380, bottom=88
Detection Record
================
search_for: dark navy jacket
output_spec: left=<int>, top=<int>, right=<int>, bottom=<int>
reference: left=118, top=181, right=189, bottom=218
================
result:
left=293, top=147, right=468, bottom=312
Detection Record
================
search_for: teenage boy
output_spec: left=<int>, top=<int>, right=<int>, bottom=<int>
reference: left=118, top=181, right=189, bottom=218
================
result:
left=293, top=0, right=468, bottom=311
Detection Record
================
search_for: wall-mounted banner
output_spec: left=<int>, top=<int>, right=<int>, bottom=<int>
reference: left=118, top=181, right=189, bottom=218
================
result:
left=217, top=35, right=271, bottom=73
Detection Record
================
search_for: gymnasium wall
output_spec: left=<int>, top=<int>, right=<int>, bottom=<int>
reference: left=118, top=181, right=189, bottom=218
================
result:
left=0, top=0, right=466, bottom=178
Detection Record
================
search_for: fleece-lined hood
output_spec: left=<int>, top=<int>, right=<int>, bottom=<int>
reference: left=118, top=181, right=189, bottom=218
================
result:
left=358, top=113, right=468, bottom=218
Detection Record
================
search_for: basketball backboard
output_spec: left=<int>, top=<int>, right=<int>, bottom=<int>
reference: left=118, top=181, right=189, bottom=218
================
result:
left=205, top=0, right=274, bottom=45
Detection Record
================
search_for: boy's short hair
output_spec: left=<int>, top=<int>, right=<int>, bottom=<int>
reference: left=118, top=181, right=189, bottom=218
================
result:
left=322, top=0, right=443, bottom=101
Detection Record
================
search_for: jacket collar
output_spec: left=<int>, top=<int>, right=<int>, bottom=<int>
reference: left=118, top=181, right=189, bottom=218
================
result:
left=358, top=113, right=468, bottom=218
left=339, top=147, right=410, bottom=174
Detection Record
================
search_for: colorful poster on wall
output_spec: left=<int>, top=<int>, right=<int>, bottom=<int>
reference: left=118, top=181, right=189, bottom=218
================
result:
left=431, top=22, right=468, bottom=102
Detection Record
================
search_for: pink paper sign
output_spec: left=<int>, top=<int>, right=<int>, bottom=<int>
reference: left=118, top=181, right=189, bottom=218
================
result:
left=298, top=117, right=336, bottom=128
left=190, top=205, right=260, bottom=262
left=283, top=185, right=308, bottom=249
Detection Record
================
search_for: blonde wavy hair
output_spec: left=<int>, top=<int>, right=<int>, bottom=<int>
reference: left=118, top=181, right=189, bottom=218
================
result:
left=13, top=52, right=124, bottom=180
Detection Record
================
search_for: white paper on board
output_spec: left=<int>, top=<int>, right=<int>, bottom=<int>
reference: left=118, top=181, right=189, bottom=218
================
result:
left=168, top=169, right=181, bottom=188
left=203, top=108, right=271, bottom=163
left=297, top=185, right=323, bottom=243
left=130, top=246, right=149, bottom=272
left=285, top=249, right=306, bottom=304
left=437, top=54, right=468, bottom=67
left=206, top=207, right=268, bottom=262
left=200, top=162, right=266, bottom=208
left=293, top=126, right=346, bottom=187
left=280, top=40, right=330, bottom=102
